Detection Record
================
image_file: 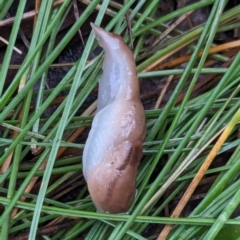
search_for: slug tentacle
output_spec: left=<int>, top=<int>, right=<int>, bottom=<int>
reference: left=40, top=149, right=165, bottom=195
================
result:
left=82, top=23, right=146, bottom=214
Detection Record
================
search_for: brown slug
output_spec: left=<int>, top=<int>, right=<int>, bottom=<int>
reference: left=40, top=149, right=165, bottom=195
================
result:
left=82, top=23, right=146, bottom=214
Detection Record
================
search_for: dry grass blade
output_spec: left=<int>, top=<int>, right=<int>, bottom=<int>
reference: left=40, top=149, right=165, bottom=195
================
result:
left=155, top=40, right=240, bottom=70
left=143, top=37, right=198, bottom=72
left=158, top=107, right=240, bottom=239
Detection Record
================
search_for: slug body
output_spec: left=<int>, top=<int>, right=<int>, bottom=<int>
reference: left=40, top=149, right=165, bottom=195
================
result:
left=82, top=24, right=146, bottom=214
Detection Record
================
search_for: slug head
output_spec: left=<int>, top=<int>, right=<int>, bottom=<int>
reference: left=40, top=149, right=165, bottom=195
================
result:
left=91, top=23, right=127, bottom=53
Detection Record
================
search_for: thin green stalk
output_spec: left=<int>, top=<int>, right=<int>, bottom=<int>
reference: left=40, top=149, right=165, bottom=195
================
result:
left=15, top=167, right=80, bottom=178
left=0, top=0, right=28, bottom=96
left=46, top=171, right=76, bottom=195
left=175, top=178, right=240, bottom=240
left=28, top=1, right=107, bottom=238
left=38, top=59, right=98, bottom=135
left=0, top=0, right=72, bottom=110
left=0, top=59, right=77, bottom=165
left=138, top=68, right=229, bottom=77
left=0, top=188, right=71, bottom=208
left=0, top=0, right=55, bottom=230
left=0, top=0, right=14, bottom=20
left=112, top=1, right=230, bottom=238
left=31, top=4, right=62, bottom=148
left=0, top=148, right=50, bottom=225
left=9, top=215, right=58, bottom=234
left=136, top=4, right=240, bottom=72
left=171, top=146, right=240, bottom=238
left=1, top=196, right=240, bottom=226
left=62, top=220, right=84, bottom=240
left=133, top=0, right=214, bottom=37
left=138, top=0, right=223, bottom=204
left=132, top=0, right=161, bottom=32
left=133, top=0, right=158, bottom=59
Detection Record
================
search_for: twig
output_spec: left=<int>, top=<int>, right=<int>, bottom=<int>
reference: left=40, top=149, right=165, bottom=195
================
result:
left=154, top=75, right=174, bottom=109
left=0, top=37, right=22, bottom=54
left=11, top=220, right=78, bottom=240
left=73, top=0, right=85, bottom=46
left=152, top=11, right=193, bottom=47
left=0, top=0, right=65, bottom=27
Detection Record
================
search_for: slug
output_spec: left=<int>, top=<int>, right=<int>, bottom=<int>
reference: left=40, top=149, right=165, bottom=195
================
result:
left=82, top=23, right=146, bottom=214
